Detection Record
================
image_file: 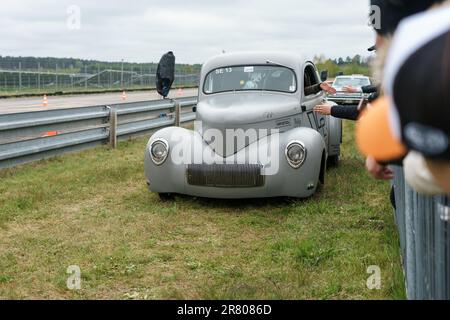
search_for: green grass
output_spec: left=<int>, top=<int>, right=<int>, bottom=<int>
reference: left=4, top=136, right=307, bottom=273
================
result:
left=0, top=121, right=406, bottom=299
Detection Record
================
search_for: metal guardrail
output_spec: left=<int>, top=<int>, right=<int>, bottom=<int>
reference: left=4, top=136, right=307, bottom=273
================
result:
left=0, top=96, right=198, bottom=169
left=393, top=166, right=450, bottom=299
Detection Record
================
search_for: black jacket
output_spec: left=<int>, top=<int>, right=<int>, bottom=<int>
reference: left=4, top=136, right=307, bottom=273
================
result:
left=305, top=83, right=379, bottom=97
left=361, top=85, right=378, bottom=94
left=305, top=82, right=378, bottom=121
left=331, top=105, right=359, bottom=121
left=330, top=85, right=380, bottom=121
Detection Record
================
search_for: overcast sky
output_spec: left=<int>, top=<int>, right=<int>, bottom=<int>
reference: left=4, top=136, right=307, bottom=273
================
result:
left=0, top=0, right=375, bottom=64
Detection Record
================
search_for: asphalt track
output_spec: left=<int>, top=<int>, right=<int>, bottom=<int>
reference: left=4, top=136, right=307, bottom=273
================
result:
left=0, top=88, right=199, bottom=114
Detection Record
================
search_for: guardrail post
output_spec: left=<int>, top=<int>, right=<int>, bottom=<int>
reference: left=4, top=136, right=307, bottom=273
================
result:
left=175, top=100, right=181, bottom=127
left=108, top=106, right=117, bottom=149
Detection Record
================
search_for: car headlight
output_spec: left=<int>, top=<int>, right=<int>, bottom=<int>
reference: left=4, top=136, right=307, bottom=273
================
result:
left=150, top=138, right=169, bottom=165
left=285, top=141, right=307, bottom=169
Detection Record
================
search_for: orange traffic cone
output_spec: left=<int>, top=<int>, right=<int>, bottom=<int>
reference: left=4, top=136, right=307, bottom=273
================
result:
left=42, top=94, right=48, bottom=107
left=121, top=91, right=127, bottom=101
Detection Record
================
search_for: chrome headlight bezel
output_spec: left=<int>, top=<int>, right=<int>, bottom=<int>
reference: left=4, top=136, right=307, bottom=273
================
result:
left=285, top=141, right=307, bottom=169
left=149, top=138, right=169, bottom=165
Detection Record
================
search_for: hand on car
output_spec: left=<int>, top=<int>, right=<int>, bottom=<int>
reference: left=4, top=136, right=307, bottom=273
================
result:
left=342, top=86, right=359, bottom=93
left=365, top=156, right=394, bottom=180
left=314, top=103, right=333, bottom=115
left=320, top=82, right=337, bottom=95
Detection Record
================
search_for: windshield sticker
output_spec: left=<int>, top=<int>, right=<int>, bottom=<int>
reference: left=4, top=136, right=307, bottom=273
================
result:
left=244, top=66, right=254, bottom=73
left=215, top=68, right=233, bottom=75
left=289, top=85, right=295, bottom=92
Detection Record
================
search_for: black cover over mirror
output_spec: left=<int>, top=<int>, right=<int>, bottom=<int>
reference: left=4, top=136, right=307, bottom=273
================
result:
left=156, top=51, right=176, bottom=98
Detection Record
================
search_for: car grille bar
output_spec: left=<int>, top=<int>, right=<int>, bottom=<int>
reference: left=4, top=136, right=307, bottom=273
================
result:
left=187, top=164, right=265, bottom=188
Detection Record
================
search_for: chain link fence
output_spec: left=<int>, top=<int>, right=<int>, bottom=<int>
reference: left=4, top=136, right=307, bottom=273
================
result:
left=0, top=62, right=199, bottom=95
left=393, top=166, right=450, bottom=299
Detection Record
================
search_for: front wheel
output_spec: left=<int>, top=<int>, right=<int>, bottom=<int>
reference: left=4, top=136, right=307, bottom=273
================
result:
left=158, top=193, right=175, bottom=201
left=327, top=155, right=340, bottom=168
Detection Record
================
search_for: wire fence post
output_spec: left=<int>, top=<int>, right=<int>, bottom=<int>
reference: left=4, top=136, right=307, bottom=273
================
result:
left=84, top=65, right=88, bottom=89
left=38, top=62, right=41, bottom=90
left=18, top=62, right=22, bottom=91
left=121, top=59, right=124, bottom=89
left=55, top=64, right=58, bottom=90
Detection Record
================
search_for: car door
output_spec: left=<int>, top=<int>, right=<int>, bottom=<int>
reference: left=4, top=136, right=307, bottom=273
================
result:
left=302, top=63, right=328, bottom=143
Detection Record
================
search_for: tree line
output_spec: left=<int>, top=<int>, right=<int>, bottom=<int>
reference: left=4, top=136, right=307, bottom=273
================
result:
left=314, top=54, right=373, bottom=78
left=0, top=54, right=372, bottom=77
left=0, top=55, right=202, bottom=74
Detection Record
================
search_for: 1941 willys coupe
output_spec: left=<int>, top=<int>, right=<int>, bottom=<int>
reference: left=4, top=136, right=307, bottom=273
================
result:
left=144, top=52, right=342, bottom=199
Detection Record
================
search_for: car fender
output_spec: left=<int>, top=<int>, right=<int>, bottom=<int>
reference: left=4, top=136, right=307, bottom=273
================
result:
left=279, top=126, right=327, bottom=184
left=144, top=127, right=207, bottom=194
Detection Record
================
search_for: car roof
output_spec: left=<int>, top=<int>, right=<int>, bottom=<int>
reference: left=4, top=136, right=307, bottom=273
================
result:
left=201, top=51, right=307, bottom=75
left=335, top=75, right=370, bottom=79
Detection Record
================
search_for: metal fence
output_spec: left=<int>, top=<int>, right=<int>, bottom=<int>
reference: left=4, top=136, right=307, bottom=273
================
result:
left=393, top=166, right=450, bottom=299
left=0, top=64, right=199, bottom=94
left=0, top=97, right=198, bottom=169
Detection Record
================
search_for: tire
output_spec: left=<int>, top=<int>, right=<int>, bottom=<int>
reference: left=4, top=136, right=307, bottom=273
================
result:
left=319, top=152, right=326, bottom=185
left=327, top=155, right=340, bottom=168
left=158, top=193, right=175, bottom=201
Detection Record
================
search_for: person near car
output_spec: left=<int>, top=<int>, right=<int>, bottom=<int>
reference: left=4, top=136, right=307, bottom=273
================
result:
left=357, top=4, right=450, bottom=196
left=304, top=77, right=337, bottom=96
left=314, top=0, right=446, bottom=128
left=363, top=0, right=447, bottom=180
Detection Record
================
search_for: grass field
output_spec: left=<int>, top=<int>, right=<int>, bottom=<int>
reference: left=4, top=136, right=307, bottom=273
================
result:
left=0, top=121, right=405, bottom=299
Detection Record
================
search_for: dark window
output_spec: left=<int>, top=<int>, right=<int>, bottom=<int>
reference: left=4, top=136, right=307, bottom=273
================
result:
left=304, top=65, right=320, bottom=96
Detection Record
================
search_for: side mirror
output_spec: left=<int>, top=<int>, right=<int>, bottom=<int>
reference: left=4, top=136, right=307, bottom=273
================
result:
left=320, top=70, right=328, bottom=82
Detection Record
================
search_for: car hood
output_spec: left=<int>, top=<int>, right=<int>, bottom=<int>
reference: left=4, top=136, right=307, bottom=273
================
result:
left=196, top=92, right=301, bottom=157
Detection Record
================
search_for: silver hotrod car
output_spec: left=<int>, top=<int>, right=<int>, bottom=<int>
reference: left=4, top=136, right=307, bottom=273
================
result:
left=144, top=52, right=342, bottom=199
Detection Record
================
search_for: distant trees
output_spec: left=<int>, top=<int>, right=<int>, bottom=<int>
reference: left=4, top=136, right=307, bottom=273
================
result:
left=313, top=54, right=373, bottom=78
left=0, top=54, right=371, bottom=79
left=0, top=56, right=202, bottom=75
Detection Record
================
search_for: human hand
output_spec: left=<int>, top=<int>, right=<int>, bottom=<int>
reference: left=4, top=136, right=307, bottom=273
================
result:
left=313, top=103, right=333, bottom=115
left=320, top=82, right=337, bottom=95
left=342, top=85, right=358, bottom=93
left=365, top=156, right=394, bottom=180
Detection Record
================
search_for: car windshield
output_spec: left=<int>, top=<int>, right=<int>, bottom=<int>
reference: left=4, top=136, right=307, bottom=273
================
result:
left=203, top=65, right=297, bottom=94
left=333, top=77, right=370, bottom=87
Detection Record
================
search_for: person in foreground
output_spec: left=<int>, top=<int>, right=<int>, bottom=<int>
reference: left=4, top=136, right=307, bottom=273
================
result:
left=314, top=0, right=446, bottom=124
left=357, top=5, right=450, bottom=196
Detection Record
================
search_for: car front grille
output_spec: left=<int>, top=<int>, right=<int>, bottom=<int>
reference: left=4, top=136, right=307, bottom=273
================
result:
left=187, top=164, right=265, bottom=188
